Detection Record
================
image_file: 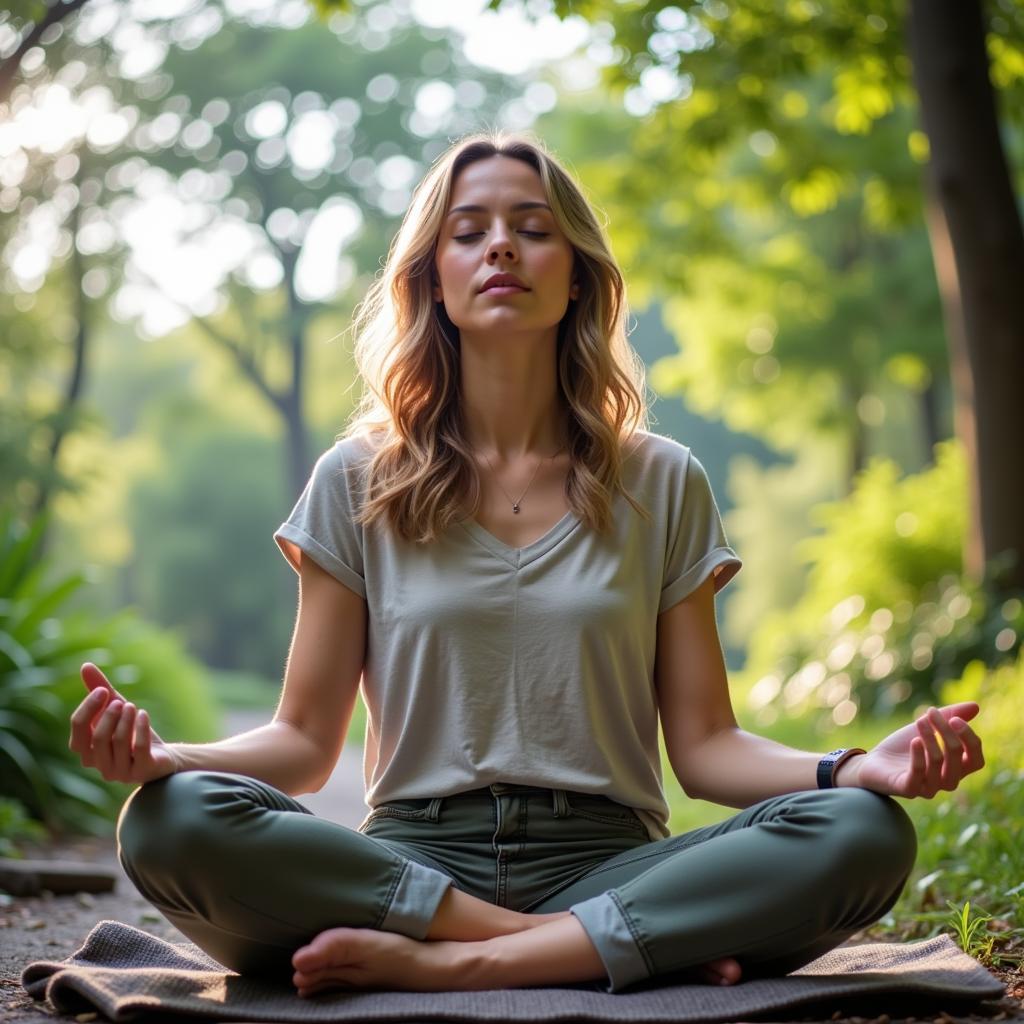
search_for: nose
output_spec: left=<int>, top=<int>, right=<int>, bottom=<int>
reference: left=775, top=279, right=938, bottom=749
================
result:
left=486, top=221, right=518, bottom=262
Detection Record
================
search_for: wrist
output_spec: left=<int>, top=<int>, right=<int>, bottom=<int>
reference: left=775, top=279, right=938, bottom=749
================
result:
left=834, top=752, right=866, bottom=788
left=166, top=743, right=187, bottom=774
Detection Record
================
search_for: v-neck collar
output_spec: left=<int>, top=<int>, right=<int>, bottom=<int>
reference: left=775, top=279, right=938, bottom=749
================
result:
left=458, top=509, right=582, bottom=569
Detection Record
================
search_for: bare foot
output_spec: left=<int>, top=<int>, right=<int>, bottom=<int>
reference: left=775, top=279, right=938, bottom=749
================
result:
left=291, top=922, right=742, bottom=996
left=292, top=927, right=465, bottom=996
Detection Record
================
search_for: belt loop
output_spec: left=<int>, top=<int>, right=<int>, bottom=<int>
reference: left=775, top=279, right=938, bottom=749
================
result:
left=425, top=797, right=443, bottom=822
left=552, top=789, right=570, bottom=818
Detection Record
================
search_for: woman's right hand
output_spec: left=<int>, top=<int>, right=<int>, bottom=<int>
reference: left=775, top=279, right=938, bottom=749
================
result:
left=69, top=663, right=179, bottom=784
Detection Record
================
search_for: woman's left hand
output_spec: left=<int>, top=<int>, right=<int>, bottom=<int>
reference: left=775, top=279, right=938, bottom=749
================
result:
left=841, top=701, right=985, bottom=798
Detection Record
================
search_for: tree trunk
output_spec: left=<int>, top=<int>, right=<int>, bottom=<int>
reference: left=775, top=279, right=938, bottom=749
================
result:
left=282, top=250, right=310, bottom=499
left=908, top=0, right=1024, bottom=592
left=31, top=181, right=89, bottom=555
left=917, top=376, right=943, bottom=467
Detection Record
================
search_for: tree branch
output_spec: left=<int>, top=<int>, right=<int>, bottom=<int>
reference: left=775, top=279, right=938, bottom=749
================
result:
left=0, top=0, right=92, bottom=107
left=132, top=268, right=287, bottom=414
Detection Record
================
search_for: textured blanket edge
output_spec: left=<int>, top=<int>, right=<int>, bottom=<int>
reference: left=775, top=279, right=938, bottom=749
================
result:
left=20, top=921, right=1007, bottom=1024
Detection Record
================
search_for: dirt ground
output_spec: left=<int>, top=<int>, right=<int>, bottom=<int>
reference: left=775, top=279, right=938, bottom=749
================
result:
left=2, top=834, right=1023, bottom=1024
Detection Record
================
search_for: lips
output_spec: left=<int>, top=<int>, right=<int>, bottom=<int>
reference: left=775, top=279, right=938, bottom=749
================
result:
left=480, top=273, right=529, bottom=292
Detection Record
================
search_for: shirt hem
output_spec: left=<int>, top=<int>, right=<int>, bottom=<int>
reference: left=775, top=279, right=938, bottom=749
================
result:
left=273, top=523, right=367, bottom=598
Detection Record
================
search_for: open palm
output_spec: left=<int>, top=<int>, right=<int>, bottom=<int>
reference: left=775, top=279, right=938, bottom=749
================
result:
left=850, top=701, right=985, bottom=799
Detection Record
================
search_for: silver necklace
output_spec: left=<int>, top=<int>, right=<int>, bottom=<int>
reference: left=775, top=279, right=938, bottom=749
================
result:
left=479, top=444, right=565, bottom=514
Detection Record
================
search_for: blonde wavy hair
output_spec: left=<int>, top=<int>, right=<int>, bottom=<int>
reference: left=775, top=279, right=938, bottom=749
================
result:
left=343, top=128, right=652, bottom=544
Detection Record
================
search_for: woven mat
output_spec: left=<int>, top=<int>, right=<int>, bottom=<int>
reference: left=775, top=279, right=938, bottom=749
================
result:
left=21, top=920, right=1004, bottom=1023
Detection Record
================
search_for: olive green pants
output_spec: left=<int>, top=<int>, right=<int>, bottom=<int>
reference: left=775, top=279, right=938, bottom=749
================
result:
left=116, top=772, right=917, bottom=993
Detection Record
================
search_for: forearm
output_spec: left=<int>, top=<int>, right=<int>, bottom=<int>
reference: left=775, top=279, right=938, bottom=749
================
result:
left=676, top=727, right=864, bottom=807
left=168, top=719, right=330, bottom=796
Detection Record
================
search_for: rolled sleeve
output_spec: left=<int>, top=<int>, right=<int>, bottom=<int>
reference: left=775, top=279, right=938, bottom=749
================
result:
left=273, top=441, right=368, bottom=599
left=659, top=451, right=742, bottom=614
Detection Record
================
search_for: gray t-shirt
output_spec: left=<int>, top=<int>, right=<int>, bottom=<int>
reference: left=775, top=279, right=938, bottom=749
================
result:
left=274, top=430, right=742, bottom=841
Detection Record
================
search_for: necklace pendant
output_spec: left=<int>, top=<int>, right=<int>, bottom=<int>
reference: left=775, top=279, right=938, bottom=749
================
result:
left=512, top=504, right=520, bottom=514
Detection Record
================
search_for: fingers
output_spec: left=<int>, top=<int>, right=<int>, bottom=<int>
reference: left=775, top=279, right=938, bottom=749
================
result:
left=132, top=708, right=159, bottom=771
left=941, top=700, right=981, bottom=723
left=915, top=710, right=945, bottom=796
left=81, top=662, right=132, bottom=707
left=953, top=715, right=986, bottom=776
left=89, top=698, right=126, bottom=777
left=69, top=688, right=109, bottom=763
left=928, top=706, right=969, bottom=790
left=911, top=706, right=986, bottom=797
left=71, top=692, right=144, bottom=781
left=111, top=702, right=137, bottom=777
left=134, top=707, right=150, bottom=753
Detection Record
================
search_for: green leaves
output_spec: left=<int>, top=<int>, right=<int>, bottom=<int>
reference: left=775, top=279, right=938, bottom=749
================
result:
left=738, top=439, right=1024, bottom=731
left=0, top=504, right=220, bottom=838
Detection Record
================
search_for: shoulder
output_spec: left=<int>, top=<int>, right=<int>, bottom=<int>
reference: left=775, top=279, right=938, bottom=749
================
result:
left=314, top=432, right=378, bottom=471
left=305, top=433, right=379, bottom=505
left=622, top=429, right=696, bottom=478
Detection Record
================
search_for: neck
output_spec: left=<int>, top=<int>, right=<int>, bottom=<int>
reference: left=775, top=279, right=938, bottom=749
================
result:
left=459, top=332, right=567, bottom=461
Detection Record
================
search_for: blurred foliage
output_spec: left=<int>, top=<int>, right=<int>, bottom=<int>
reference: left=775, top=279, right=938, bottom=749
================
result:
left=525, top=0, right=1022, bottom=468
left=535, top=80, right=953, bottom=461
left=887, top=652, right=1024, bottom=956
left=736, top=439, right=1023, bottom=733
left=0, top=506, right=220, bottom=836
left=127, top=408, right=297, bottom=676
left=209, top=667, right=368, bottom=751
left=716, top=440, right=846, bottom=651
left=0, top=269, right=105, bottom=516
left=492, top=0, right=1024, bottom=142
left=0, top=796, right=46, bottom=858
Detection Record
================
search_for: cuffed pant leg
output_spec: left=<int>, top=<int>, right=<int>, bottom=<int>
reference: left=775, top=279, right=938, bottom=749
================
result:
left=563, top=788, right=917, bottom=992
left=116, top=771, right=454, bottom=979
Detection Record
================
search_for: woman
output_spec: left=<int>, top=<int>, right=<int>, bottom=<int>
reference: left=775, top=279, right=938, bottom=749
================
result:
left=70, top=130, right=985, bottom=998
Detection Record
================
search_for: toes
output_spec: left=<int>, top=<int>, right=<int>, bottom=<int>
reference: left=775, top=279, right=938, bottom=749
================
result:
left=710, top=957, right=742, bottom=985
left=293, top=928, right=355, bottom=970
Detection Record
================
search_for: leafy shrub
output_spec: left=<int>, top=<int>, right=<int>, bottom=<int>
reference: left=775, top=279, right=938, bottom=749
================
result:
left=739, top=440, right=1022, bottom=733
left=880, top=651, right=1024, bottom=957
left=1, top=507, right=220, bottom=836
left=128, top=423, right=293, bottom=678
left=0, top=796, right=45, bottom=857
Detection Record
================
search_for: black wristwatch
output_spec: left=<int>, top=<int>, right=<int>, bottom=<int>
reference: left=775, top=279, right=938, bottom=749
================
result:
left=816, top=747, right=867, bottom=789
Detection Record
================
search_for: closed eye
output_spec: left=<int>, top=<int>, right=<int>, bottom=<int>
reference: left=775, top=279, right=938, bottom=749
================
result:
left=453, top=231, right=549, bottom=242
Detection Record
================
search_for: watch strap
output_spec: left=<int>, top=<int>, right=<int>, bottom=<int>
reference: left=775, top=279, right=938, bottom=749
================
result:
left=817, top=747, right=867, bottom=789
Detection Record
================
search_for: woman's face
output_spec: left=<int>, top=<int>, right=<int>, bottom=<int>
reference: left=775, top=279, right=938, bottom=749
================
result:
left=432, top=155, right=579, bottom=339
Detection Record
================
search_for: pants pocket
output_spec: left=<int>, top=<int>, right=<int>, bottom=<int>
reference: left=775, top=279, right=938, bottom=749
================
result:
left=362, top=797, right=444, bottom=826
left=564, top=792, right=648, bottom=835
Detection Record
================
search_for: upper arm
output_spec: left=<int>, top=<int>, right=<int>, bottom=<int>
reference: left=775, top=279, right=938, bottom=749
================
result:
left=654, top=574, right=738, bottom=795
left=275, top=553, right=367, bottom=787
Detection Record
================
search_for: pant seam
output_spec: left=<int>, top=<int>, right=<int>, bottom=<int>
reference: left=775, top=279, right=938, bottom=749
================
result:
left=228, top=893, right=330, bottom=941
left=145, top=894, right=307, bottom=951
left=610, top=889, right=656, bottom=978
left=664, top=914, right=815, bottom=973
left=571, top=835, right=704, bottom=882
left=373, top=859, right=405, bottom=931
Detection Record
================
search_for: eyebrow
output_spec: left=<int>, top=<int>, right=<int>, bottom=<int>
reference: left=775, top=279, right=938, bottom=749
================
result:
left=446, top=201, right=553, bottom=218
